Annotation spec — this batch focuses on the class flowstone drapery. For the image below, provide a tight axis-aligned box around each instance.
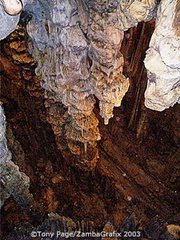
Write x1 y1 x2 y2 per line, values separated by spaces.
144 0 180 111
0 0 160 164
23 0 157 162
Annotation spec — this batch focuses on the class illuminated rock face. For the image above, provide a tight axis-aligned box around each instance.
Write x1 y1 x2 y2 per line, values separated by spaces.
0 0 158 163
25 0 156 152
26 0 101 161
144 0 180 111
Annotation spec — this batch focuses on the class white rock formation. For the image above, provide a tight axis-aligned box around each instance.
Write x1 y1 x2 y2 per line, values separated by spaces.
144 0 180 111
1 0 23 15
0 0 29 40
118 0 157 30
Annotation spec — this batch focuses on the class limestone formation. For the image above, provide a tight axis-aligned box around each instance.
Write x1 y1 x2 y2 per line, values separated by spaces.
24 0 157 152
0 104 41 218
0 0 158 161
26 0 101 153
117 0 157 30
87 0 129 124
144 0 180 111
0 0 29 39
1 13 179 236
1 0 23 15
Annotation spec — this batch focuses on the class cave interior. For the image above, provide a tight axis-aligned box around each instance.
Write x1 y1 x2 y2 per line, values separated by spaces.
0 0 180 239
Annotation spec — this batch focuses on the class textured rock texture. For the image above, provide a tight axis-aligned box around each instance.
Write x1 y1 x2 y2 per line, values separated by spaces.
1 0 179 149
0 104 11 207
0 104 41 220
1 2 180 239
0 0 29 39
144 0 180 111
1 22 179 237
25 0 101 162
1 0 23 15
23 0 157 161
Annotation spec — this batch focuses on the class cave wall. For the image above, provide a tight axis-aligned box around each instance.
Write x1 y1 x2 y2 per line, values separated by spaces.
0 0 180 239
1 0 160 166
0 18 179 239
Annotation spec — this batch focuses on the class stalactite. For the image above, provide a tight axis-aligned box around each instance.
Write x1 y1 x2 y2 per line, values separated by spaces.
25 0 101 164
20 0 157 165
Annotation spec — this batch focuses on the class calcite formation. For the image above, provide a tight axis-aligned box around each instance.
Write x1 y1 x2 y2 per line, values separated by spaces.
0 0 158 162
0 103 11 207
87 0 128 125
24 0 157 154
1 0 23 15
0 0 29 39
26 0 101 155
0 104 40 217
144 0 180 111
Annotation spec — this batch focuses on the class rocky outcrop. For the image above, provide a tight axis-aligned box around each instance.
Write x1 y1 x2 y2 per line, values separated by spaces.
144 0 180 111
